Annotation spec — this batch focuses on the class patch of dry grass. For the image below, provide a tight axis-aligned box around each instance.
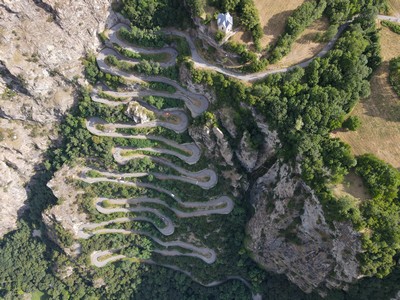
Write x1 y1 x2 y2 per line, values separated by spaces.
332 171 371 202
388 0 400 17
257 0 307 47
333 26 400 169
271 17 329 68
231 0 307 47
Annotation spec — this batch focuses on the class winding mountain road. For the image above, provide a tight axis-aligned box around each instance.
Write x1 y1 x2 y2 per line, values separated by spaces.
90 229 217 267
107 23 179 68
81 13 400 295
79 174 233 212
112 151 217 188
96 48 209 117
92 87 206 118
79 215 174 237
90 90 189 133
87 228 216 264
86 117 201 164
94 196 233 218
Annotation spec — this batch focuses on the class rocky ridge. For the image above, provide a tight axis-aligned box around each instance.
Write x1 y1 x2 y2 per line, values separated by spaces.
0 0 115 237
246 161 362 294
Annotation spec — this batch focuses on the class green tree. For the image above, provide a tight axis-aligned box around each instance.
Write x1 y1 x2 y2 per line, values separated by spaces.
342 115 361 131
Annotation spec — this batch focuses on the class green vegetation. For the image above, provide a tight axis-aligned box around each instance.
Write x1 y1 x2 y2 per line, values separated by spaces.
83 53 126 88
209 0 263 49
97 90 127 101
389 56 400 96
1 87 17 100
269 0 327 63
119 26 166 48
189 8 400 279
381 20 400 34
105 54 179 80
325 0 387 24
355 154 400 277
224 41 268 72
185 0 206 17
342 116 361 131
113 43 171 62
4 1 400 300
118 0 191 29
143 95 185 109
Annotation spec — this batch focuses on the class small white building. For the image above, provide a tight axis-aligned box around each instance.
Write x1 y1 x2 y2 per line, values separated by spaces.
217 12 233 33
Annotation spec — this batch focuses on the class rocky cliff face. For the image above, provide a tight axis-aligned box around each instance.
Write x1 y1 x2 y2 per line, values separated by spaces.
0 0 115 237
246 161 362 294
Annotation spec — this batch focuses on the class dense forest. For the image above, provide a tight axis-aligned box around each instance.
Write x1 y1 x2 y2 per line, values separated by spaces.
1 0 400 299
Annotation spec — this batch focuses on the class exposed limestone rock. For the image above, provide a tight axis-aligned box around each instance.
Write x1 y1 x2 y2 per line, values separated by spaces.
246 161 362 293
189 125 216 155
0 0 115 237
235 130 258 172
250 107 280 170
189 124 246 194
189 124 234 166
218 107 237 138
0 118 50 238
43 165 88 244
212 127 233 166
125 101 155 123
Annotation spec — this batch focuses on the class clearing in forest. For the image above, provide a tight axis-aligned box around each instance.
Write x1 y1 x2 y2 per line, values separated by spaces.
269 17 329 68
333 25 400 169
231 0 307 47
332 171 371 202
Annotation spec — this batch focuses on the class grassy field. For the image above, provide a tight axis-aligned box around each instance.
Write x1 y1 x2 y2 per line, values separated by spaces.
271 17 329 68
388 0 400 17
231 0 307 47
334 25 400 169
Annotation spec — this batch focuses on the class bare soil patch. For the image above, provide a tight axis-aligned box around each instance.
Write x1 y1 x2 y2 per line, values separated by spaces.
332 171 371 202
333 26 400 169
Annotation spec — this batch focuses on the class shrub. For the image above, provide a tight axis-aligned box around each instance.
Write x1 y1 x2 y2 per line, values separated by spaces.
342 116 361 131
381 20 400 35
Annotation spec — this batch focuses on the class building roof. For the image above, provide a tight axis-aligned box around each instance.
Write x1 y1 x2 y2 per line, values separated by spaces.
217 12 233 29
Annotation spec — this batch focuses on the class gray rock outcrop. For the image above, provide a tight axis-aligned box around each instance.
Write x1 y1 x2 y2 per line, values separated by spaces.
125 101 155 123
246 161 362 293
235 130 258 172
0 0 115 237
